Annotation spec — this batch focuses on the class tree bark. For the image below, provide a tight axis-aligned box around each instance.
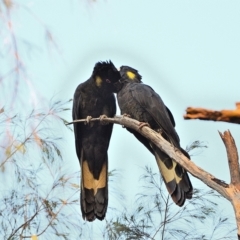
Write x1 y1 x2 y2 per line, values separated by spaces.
68 115 240 237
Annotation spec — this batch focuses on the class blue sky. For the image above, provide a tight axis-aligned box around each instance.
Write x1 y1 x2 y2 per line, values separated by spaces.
1 0 240 238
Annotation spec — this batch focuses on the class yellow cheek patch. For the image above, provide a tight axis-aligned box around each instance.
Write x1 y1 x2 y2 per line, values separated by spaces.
95 76 102 87
82 160 107 195
126 71 136 80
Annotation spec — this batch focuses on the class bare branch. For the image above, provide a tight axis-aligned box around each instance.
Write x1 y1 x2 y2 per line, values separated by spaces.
184 102 240 124
68 115 231 199
219 130 240 187
67 117 101 125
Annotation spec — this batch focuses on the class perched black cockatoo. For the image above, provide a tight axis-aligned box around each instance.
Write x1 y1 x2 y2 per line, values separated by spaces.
72 61 121 221
112 65 193 206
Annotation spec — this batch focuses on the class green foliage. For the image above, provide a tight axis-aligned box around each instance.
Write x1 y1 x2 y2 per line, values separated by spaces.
0 100 82 239
104 166 236 240
1 102 235 239
186 140 208 156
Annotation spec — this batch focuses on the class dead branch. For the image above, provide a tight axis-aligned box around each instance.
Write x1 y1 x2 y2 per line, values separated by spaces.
184 102 240 124
218 130 240 238
219 130 240 187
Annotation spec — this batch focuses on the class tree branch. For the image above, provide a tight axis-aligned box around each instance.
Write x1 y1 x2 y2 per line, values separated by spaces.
219 130 240 187
184 102 240 124
7 210 39 240
68 115 230 198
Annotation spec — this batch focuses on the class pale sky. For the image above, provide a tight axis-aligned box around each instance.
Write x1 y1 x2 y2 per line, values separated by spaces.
1 0 240 238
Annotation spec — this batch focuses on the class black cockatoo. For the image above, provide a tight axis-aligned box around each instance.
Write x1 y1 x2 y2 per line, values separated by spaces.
112 65 193 206
72 61 121 221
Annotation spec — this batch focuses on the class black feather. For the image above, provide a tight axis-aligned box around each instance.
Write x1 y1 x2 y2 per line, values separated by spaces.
72 60 121 221
113 65 193 206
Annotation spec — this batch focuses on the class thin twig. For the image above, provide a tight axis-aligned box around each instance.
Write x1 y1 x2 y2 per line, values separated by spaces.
7 211 39 240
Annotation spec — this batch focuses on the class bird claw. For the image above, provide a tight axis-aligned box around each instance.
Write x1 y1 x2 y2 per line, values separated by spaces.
122 113 131 118
138 122 150 130
121 114 130 128
84 116 92 125
156 128 163 135
100 115 108 125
